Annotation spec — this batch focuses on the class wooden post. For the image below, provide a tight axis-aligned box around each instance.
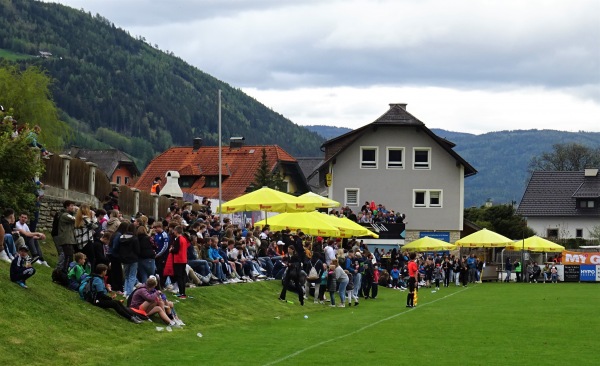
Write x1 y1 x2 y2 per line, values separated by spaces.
59 154 73 191
132 188 140 215
152 194 159 220
86 162 98 197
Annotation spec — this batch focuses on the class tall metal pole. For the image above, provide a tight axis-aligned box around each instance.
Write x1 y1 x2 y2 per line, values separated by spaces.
218 89 222 225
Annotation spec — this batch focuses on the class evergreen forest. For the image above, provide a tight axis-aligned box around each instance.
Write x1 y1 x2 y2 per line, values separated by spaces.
0 0 324 168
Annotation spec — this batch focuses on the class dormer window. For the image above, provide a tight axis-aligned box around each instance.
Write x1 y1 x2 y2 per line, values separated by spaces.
204 176 222 188
179 176 197 188
579 200 595 208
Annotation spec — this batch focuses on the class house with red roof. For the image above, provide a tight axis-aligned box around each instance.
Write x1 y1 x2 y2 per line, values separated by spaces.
135 138 310 201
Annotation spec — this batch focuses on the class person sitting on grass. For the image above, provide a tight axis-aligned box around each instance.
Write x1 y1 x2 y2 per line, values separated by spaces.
79 264 143 324
129 277 180 326
67 252 91 291
10 246 36 289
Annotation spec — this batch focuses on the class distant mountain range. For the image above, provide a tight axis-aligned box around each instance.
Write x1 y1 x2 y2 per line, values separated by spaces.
306 125 600 207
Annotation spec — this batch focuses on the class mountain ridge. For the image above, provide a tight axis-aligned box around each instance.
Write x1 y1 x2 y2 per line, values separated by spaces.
306 125 600 207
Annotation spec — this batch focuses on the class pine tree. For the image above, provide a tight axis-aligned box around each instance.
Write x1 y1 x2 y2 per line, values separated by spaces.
252 147 285 191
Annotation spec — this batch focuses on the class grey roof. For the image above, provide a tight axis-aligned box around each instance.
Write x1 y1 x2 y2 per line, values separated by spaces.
572 179 600 198
296 157 323 190
68 148 140 178
318 103 477 177
517 171 600 217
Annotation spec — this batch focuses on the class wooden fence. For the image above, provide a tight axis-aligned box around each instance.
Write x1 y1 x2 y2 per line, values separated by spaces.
40 154 181 219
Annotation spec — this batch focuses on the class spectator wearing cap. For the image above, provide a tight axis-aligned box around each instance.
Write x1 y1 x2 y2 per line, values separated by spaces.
10 246 36 288
151 177 162 195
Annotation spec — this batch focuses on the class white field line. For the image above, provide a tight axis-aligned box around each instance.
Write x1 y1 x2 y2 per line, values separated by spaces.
262 286 472 366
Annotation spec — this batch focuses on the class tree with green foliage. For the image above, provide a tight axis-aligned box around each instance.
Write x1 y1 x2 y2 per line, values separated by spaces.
529 142 600 172
589 225 600 245
0 63 69 150
0 115 45 212
252 148 285 191
464 204 535 240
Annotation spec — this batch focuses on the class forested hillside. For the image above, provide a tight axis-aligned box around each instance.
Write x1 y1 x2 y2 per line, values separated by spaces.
431 129 600 207
0 0 324 168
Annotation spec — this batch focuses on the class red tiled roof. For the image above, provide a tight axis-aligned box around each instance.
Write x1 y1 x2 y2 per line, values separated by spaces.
135 145 297 201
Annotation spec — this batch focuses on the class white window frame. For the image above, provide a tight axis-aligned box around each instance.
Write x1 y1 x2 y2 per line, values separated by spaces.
345 188 359 207
360 146 378 169
413 147 431 170
386 147 405 169
413 189 443 208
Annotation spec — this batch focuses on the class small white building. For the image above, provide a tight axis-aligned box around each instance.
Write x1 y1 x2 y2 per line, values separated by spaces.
517 168 600 241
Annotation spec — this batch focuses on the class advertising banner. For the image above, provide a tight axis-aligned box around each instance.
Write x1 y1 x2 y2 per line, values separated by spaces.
563 265 580 282
579 265 597 282
562 251 600 265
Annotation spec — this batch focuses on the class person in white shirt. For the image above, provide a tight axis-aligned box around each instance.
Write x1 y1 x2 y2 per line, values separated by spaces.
15 212 49 267
324 241 336 265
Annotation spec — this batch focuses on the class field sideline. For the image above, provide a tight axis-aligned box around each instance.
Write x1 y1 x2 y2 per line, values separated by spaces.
0 242 597 365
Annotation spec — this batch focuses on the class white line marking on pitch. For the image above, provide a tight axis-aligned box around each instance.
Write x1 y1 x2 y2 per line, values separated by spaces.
262 286 472 366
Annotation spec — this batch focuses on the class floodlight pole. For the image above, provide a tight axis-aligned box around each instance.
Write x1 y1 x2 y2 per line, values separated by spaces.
218 89 222 226
521 228 525 283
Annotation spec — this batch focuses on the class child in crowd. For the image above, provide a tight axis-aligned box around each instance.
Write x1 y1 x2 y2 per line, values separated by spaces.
370 264 379 299
10 246 36 288
327 264 337 307
79 264 143 324
67 252 91 291
433 264 443 290
344 270 358 306
129 277 182 326
551 266 558 283
391 265 400 289
317 263 328 304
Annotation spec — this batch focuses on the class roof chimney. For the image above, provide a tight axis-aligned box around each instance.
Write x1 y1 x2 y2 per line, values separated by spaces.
230 136 245 149
160 171 183 198
389 103 407 110
584 168 598 177
193 138 202 151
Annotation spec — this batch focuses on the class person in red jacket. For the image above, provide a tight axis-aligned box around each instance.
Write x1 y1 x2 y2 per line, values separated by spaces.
170 226 190 299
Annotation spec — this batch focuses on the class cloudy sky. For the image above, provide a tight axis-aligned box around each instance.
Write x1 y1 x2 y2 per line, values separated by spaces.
48 0 600 134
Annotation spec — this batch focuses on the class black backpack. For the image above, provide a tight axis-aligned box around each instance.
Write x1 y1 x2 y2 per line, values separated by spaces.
51 210 62 237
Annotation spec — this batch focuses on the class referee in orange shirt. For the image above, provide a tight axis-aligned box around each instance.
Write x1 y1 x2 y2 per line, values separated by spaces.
407 252 418 308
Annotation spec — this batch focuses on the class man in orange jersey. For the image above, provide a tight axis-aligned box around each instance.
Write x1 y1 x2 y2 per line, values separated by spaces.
406 252 418 308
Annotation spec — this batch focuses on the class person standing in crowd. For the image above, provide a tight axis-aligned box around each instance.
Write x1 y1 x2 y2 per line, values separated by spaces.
504 256 512 282
278 246 305 306
55 200 77 272
467 253 477 283
151 177 162 195
514 259 522 283
442 256 451 288
171 226 190 299
119 223 140 297
406 252 418 308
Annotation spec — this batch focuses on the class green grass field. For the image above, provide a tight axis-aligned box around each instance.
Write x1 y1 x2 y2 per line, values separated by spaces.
1 242 598 365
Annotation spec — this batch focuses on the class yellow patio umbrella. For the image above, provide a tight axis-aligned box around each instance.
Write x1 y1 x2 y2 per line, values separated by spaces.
505 235 565 252
308 212 368 238
297 192 340 209
455 228 513 248
216 187 310 214
254 212 341 237
402 236 456 251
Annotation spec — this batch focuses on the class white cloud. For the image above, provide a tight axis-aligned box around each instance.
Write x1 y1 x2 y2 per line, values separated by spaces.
242 85 600 134
45 0 600 132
